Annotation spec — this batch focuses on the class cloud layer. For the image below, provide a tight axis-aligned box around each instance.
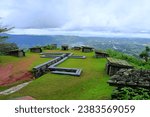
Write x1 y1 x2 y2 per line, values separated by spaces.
1 0 150 32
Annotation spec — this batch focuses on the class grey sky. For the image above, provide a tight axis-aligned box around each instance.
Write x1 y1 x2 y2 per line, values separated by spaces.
0 0 150 33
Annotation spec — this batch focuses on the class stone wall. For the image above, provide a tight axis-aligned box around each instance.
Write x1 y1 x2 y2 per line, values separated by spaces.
32 52 84 78
108 69 150 88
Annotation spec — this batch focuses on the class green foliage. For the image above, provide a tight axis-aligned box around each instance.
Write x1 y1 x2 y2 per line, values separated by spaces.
0 55 20 64
139 46 150 62
0 25 18 55
112 87 150 100
139 51 149 62
43 44 57 50
0 26 13 42
145 46 150 52
0 27 12 33
106 49 150 100
106 49 150 69
43 45 52 50
0 36 8 42
0 43 18 55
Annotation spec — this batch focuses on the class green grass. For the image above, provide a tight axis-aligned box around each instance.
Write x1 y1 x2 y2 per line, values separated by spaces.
0 52 51 91
29 58 51 70
0 56 20 65
0 50 113 100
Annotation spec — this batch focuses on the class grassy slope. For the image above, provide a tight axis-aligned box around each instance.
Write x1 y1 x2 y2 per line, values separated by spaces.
0 50 113 100
0 56 20 65
0 53 50 68
0 52 51 91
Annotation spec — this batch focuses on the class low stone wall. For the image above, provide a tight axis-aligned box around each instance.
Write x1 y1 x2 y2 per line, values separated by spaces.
49 67 82 76
33 53 70 78
48 53 82 76
32 52 83 78
108 69 150 88
69 56 86 59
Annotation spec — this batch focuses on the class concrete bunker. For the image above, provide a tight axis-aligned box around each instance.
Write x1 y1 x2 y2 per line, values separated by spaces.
82 46 94 52
106 57 134 76
8 49 25 57
61 44 69 50
73 46 81 50
30 47 42 53
95 50 109 58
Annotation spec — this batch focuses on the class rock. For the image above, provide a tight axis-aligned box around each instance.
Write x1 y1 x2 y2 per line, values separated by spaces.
123 72 129 76
111 75 120 80
117 81 125 85
109 69 150 88
127 81 137 86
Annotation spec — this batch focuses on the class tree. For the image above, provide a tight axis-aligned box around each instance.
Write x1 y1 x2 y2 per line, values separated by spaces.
0 23 18 55
146 46 150 52
139 46 150 62
0 26 13 42
0 43 18 55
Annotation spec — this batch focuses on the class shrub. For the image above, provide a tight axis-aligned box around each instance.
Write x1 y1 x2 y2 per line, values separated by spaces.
0 43 18 55
43 45 52 50
112 87 150 100
106 49 149 69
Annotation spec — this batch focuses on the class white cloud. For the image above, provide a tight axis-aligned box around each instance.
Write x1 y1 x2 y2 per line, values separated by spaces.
1 0 150 33
8 28 150 39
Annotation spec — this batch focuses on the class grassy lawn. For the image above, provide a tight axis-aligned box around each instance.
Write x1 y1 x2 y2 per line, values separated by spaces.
0 52 51 91
0 50 113 100
0 56 20 65
0 52 50 68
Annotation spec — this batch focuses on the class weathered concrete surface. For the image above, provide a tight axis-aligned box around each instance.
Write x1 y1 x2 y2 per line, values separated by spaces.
33 52 84 77
108 69 150 88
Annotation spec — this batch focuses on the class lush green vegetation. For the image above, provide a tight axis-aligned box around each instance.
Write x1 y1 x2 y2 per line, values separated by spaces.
0 55 20 64
112 87 150 100
106 49 150 69
139 46 150 62
106 48 150 100
0 26 11 42
0 50 113 100
0 25 18 55
0 43 18 55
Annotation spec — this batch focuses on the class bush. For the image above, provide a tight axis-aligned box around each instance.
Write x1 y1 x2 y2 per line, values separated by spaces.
43 44 57 50
43 45 52 50
0 43 18 55
106 49 149 69
112 87 150 100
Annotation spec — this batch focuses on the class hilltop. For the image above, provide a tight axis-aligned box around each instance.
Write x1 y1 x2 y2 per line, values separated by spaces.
0 50 113 100
0 46 149 100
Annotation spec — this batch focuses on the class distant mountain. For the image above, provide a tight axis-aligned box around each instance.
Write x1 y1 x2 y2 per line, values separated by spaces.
1 33 150 56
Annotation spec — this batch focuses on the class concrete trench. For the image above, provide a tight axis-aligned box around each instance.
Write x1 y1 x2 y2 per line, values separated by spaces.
33 53 85 78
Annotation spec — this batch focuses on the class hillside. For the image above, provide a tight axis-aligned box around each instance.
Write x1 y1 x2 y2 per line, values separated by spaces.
0 50 113 100
4 34 150 56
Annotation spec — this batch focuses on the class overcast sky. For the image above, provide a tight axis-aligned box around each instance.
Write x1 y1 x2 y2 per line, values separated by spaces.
0 0 150 34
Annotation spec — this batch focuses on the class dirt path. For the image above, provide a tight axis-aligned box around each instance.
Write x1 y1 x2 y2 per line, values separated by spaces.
0 55 38 86
0 81 32 95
